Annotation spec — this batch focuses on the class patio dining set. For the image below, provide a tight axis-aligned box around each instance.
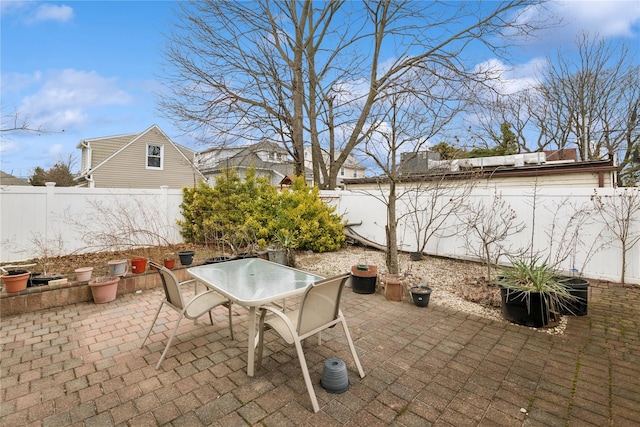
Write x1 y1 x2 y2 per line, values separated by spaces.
140 258 366 413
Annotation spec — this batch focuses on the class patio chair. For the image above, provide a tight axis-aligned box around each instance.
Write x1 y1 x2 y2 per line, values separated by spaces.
256 273 365 412
141 261 234 369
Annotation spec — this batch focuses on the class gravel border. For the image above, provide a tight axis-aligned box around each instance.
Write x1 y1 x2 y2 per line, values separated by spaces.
295 246 567 335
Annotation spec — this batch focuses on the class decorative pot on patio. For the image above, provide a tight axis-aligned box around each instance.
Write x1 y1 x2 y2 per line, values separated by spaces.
108 259 128 276
350 264 377 294
381 274 404 301
131 257 147 274
2 270 30 293
500 286 550 328
163 253 175 269
89 276 120 303
178 250 194 266
560 277 589 316
30 273 64 287
410 285 432 307
75 267 93 282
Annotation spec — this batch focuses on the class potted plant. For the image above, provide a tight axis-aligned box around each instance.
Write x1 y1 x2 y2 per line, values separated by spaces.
108 259 128 276
89 275 120 303
497 256 575 328
163 253 176 269
380 273 404 301
350 264 377 294
2 268 31 293
75 267 94 282
267 230 297 267
409 284 432 307
178 250 195 266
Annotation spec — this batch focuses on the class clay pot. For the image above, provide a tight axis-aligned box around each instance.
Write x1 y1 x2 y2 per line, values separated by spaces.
75 267 93 282
131 257 147 274
381 274 404 301
89 277 120 303
2 271 30 293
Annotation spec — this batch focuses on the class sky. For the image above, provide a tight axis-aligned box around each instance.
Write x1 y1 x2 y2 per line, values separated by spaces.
1 0 639 179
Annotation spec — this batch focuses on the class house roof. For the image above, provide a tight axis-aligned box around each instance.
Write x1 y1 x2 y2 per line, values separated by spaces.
0 171 30 186
342 159 617 185
76 124 203 181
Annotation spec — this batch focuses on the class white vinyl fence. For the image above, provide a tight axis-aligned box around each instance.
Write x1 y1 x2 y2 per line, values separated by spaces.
1 184 184 264
322 186 640 285
1 184 638 284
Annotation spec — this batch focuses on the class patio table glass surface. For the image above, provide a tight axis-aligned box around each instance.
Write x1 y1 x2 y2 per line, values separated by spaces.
187 258 324 376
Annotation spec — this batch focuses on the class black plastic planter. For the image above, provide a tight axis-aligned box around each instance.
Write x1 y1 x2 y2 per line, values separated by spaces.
204 256 231 264
410 286 432 307
350 265 377 294
178 251 195 266
500 286 550 328
560 277 589 316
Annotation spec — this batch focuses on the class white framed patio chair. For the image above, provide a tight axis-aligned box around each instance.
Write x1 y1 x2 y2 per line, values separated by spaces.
256 273 365 412
141 261 234 369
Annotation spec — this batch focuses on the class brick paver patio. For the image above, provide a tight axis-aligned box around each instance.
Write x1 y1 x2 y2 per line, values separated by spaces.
1 280 638 426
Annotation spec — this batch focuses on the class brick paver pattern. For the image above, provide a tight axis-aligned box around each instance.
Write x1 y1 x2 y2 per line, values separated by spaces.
1 280 639 426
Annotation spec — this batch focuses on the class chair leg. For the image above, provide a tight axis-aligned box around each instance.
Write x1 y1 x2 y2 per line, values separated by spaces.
294 338 320 412
141 301 165 348
156 312 186 370
340 315 365 378
227 302 234 340
256 309 267 368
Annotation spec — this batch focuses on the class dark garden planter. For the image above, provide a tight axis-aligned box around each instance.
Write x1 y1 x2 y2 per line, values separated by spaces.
267 249 288 265
560 277 589 316
350 265 377 294
500 286 550 328
410 286 432 307
205 256 231 264
410 252 423 261
178 251 195 266
29 273 64 287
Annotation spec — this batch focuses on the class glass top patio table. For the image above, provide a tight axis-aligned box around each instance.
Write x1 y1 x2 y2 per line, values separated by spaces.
187 258 325 377
187 258 324 306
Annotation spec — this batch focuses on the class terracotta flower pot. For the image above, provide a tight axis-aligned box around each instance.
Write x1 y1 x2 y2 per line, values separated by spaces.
163 258 175 269
131 257 147 274
75 267 93 282
89 277 120 303
350 265 377 294
381 274 404 301
2 271 30 293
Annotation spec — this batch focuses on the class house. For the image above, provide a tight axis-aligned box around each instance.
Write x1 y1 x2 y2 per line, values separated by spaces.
343 151 618 190
74 124 205 189
195 140 313 186
303 146 367 185
0 171 30 186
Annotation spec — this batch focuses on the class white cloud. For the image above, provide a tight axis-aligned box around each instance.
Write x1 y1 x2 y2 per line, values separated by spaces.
31 4 74 23
17 69 134 131
474 57 545 95
516 1 640 50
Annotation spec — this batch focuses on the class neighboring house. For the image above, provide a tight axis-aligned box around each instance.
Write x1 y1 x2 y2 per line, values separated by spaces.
75 124 205 189
0 171 30 186
343 151 618 190
303 146 367 185
195 140 313 186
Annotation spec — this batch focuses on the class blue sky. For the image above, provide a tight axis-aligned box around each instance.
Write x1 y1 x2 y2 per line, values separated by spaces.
1 1 639 179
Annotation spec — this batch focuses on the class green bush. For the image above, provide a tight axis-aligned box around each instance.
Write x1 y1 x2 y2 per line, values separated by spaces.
178 170 344 253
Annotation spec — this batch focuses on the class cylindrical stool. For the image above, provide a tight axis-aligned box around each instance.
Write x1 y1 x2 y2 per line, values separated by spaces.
320 358 349 393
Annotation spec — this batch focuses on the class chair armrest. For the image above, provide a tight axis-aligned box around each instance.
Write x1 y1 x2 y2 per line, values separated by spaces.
178 279 197 287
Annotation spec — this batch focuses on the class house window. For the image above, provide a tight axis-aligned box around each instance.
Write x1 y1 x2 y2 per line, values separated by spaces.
147 144 163 169
341 168 345 176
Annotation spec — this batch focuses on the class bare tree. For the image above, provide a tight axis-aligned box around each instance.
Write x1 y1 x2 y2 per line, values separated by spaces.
591 188 640 284
459 191 525 281
537 33 639 173
159 1 551 189
400 174 476 256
